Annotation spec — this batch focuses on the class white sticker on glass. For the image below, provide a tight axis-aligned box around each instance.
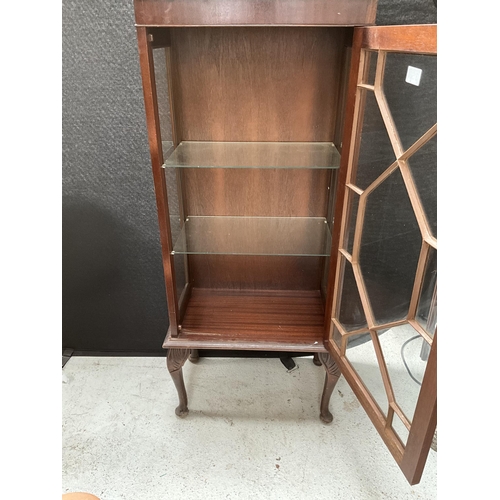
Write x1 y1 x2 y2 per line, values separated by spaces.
406 66 422 86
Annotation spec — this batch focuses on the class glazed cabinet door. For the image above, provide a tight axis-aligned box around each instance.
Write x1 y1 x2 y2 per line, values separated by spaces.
325 25 437 485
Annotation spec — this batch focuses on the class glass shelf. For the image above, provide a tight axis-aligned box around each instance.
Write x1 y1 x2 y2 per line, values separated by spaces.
172 216 332 256
163 141 340 169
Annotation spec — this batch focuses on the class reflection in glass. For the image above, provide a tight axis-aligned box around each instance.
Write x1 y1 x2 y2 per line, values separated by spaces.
416 247 437 337
345 189 360 255
360 168 421 324
174 252 187 304
332 323 343 350
383 53 437 152
407 134 437 237
363 50 378 86
338 256 368 332
345 334 388 416
163 164 187 305
392 412 410 446
152 46 184 306
172 216 332 256
152 48 172 145
354 90 395 190
164 141 340 169
378 324 428 423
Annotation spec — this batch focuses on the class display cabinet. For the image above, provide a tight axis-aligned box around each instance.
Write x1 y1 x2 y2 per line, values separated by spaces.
135 0 436 485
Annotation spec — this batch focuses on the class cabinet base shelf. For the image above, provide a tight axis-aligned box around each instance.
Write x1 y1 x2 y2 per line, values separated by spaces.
163 288 327 352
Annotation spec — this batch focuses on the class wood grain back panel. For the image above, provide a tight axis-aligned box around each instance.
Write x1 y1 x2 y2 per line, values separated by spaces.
167 27 346 291
172 27 343 142
189 255 324 290
183 168 331 217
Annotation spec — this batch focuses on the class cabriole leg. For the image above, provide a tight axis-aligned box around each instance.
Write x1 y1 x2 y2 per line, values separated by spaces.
318 352 342 424
166 348 190 418
189 349 200 363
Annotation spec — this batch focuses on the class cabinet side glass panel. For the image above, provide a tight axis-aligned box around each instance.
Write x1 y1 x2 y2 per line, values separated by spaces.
153 47 188 305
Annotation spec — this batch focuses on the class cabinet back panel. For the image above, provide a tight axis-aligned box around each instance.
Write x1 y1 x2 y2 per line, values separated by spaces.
183 168 331 217
189 255 324 291
171 27 344 142
170 27 345 290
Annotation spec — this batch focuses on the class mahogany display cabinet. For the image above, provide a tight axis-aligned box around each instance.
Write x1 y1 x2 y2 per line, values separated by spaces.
135 0 437 485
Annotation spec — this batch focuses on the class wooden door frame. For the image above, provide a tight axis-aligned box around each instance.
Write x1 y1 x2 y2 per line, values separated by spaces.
324 24 437 485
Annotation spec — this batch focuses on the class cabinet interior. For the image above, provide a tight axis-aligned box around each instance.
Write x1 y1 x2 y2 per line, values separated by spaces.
154 27 352 344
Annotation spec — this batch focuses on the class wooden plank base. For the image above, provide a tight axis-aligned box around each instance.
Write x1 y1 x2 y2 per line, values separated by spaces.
163 288 327 351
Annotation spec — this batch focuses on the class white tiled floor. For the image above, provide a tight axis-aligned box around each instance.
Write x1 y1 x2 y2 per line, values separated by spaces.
62 354 437 499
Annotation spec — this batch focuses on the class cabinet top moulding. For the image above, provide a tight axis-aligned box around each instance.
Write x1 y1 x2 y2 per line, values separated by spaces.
134 0 378 27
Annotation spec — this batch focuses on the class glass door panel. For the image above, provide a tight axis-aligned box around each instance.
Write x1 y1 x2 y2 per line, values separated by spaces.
326 25 437 486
